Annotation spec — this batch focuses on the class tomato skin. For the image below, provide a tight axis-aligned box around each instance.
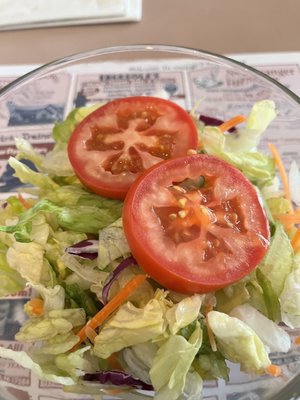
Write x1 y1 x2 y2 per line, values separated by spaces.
67 96 198 199
123 154 270 294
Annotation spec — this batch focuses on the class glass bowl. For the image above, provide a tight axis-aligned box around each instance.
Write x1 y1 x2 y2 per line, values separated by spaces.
0 44 299 400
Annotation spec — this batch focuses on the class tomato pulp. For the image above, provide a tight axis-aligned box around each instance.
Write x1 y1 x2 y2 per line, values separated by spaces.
123 154 270 294
68 96 198 199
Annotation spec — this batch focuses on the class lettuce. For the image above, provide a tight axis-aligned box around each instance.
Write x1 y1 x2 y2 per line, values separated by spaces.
0 347 75 385
31 284 65 312
225 100 277 152
15 308 86 342
6 241 53 286
93 292 169 358
207 311 270 374
8 157 58 191
52 105 100 144
230 304 291 353
166 294 203 335
259 223 294 296
98 218 130 270
199 127 275 186
149 323 202 400
0 243 25 296
0 198 122 240
280 260 300 328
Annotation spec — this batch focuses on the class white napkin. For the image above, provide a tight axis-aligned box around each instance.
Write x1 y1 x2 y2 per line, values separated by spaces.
0 0 142 29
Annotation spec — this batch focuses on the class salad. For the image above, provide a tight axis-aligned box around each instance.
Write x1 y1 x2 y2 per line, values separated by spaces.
0 95 299 400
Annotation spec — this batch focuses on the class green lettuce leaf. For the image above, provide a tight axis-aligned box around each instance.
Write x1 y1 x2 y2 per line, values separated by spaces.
98 218 130 270
149 322 202 400
0 243 25 296
230 304 290 353
8 157 58 191
0 347 75 385
6 241 53 286
37 332 80 355
31 284 65 312
280 260 300 328
52 105 100 144
207 310 270 374
15 308 86 342
199 127 275 186
0 198 122 240
225 100 277 152
166 294 203 335
55 346 95 380
258 223 294 296
93 292 169 359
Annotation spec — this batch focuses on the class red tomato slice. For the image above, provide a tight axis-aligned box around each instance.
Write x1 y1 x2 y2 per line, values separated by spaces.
67 96 198 199
123 154 270 294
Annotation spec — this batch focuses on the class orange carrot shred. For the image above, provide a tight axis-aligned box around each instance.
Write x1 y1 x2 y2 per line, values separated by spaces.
75 274 147 346
266 364 282 377
294 336 300 345
218 115 247 133
107 352 124 371
18 194 32 209
291 229 300 254
268 143 292 208
25 298 44 316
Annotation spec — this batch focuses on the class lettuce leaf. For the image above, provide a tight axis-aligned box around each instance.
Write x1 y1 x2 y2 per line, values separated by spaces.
6 241 53 286
199 127 274 186
93 292 169 358
98 218 130 270
0 198 122 240
149 322 202 400
166 294 203 335
0 243 25 296
230 304 291 353
258 223 294 296
280 260 300 328
0 347 75 385
207 310 270 374
225 100 277 152
15 308 86 342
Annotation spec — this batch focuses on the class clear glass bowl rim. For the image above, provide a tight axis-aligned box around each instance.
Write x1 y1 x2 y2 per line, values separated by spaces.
0 44 299 106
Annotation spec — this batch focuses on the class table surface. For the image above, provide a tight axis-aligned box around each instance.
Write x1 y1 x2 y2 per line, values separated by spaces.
0 0 299 65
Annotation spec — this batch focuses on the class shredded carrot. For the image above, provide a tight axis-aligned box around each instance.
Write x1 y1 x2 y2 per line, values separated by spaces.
85 326 97 344
25 298 44 316
266 364 282 377
268 143 292 209
291 229 300 254
18 194 32 209
75 274 147 346
294 336 300 345
107 352 124 371
218 115 247 133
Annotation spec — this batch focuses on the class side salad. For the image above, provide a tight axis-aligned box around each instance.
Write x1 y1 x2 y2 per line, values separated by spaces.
0 95 299 400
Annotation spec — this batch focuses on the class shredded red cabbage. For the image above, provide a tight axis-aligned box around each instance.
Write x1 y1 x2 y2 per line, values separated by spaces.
102 256 137 304
199 114 236 133
65 239 98 260
83 370 153 391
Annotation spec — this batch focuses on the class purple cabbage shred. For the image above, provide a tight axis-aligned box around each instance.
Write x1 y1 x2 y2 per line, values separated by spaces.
102 256 137 304
65 239 99 260
83 370 153 391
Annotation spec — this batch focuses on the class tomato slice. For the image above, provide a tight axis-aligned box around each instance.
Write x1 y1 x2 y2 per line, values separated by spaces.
123 154 270 294
67 96 198 199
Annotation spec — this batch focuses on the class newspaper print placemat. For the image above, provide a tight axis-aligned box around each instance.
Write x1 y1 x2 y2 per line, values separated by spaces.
0 52 300 400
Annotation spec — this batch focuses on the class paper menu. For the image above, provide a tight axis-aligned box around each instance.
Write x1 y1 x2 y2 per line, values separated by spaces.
0 0 142 30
